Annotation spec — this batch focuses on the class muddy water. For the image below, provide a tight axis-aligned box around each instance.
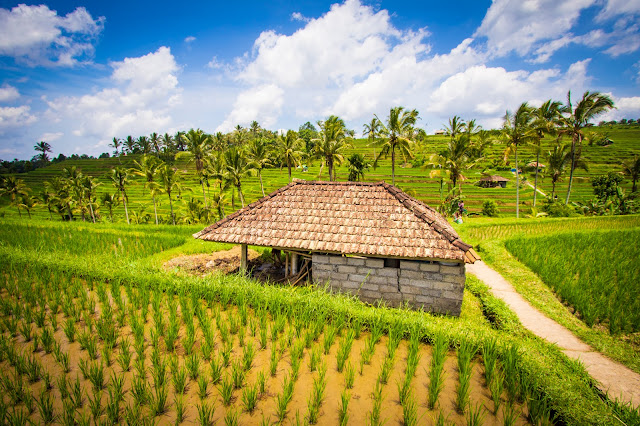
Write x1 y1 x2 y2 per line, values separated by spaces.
0 284 529 425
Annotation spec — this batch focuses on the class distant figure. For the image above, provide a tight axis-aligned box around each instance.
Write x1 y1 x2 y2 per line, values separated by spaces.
458 201 465 215
453 211 463 224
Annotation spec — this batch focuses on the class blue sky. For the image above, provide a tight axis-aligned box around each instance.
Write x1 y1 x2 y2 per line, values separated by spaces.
1 0 639 160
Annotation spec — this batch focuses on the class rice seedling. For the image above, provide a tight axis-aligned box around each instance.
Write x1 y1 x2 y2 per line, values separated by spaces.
456 340 476 414
242 341 255 371
307 368 327 424
105 390 121 423
402 390 419 426
57 349 71 373
186 352 201 380
344 362 355 389
130 374 148 405
197 374 209 399
42 368 52 390
102 341 113 367
117 337 132 372
502 402 522 426
336 329 355 372
88 361 105 391
224 408 239 426
40 326 54 353
490 369 505 414
87 388 103 421
37 389 55 424
123 401 142 425
238 325 246 347
428 332 447 409
57 374 70 400
31 333 40 353
197 401 215 426
23 388 35 414
309 345 321 372
482 338 498 387
242 382 259 413
270 343 279 376
503 345 520 403
183 325 195 355
25 354 42 382
70 374 84 408
257 370 267 395
232 358 246 389
339 389 350 426
7 407 29 426
61 399 76 426
222 339 233 367
175 394 185 424
259 323 268 349
49 311 58 331
378 354 394 385
368 382 384 426
466 402 486 426
210 355 223 385
19 320 32 342
220 374 235 406
5 316 18 337
152 354 168 388
387 320 404 360
527 393 555 425
149 382 169 416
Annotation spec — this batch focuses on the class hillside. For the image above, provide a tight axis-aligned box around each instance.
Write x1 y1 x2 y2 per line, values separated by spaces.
1 126 638 222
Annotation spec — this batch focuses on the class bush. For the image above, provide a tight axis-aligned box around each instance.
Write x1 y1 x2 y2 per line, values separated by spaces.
542 199 580 217
482 200 499 217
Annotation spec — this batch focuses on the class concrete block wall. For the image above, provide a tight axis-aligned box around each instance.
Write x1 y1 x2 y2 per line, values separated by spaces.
312 253 465 316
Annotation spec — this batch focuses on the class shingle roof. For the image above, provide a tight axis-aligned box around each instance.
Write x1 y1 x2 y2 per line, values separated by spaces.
193 180 477 263
478 175 510 182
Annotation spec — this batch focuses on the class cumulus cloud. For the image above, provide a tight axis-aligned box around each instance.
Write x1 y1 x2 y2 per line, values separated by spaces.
45 46 181 143
0 4 104 66
291 12 309 22
39 132 63 142
0 106 37 134
597 0 640 21
184 36 196 43
217 84 284 132
0 85 20 102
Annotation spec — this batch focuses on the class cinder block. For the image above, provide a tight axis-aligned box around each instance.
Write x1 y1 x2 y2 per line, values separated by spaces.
419 288 443 298
360 289 381 299
312 254 330 263
377 268 399 278
337 265 358 274
332 272 349 281
419 262 440 272
398 284 420 295
329 256 347 265
341 280 361 289
368 275 392 285
399 270 423 279
348 274 370 283
399 260 419 271
421 273 444 282
379 284 399 293
365 258 384 268
443 274 465 285
355 266 374 275
313 263 334 271
440 265 463 275
380 292 402 301
415 295 434 304
346 257 366 266
443 290 463 300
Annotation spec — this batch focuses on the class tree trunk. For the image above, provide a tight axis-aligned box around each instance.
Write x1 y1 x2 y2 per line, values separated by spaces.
515 144 519 219
533 149 540 207
122 191 130 225
565 132 578 205
89 202 96 223
391 147 396 185
288 160 292 183
552 181 556 200
201 180 207 209
47 207 52 220
168 193 175 225
27 209 31 219
153 195 158 225
633 178 637 193
259 170 265 197
16 206 21 218
238 184 245 208
328 157 333 182
67 203 73 220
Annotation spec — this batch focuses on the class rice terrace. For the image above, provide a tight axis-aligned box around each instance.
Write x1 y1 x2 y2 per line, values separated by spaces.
1 1 640 425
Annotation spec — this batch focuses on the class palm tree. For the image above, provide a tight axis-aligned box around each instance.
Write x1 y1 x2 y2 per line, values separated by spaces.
111 167 130 224
224 146 255 208
276 130 304 183
502 102 536 218
123 136 136 154
314 115 352 181
34 141 52 163
363 117 382 145
247 138 272 196
562 91 614 204
347 153 371 181
161 133 174 154
0 176 29 217
427 134 476 190
444 116 465 142
158 164 181 225
621 155 640 192
547 143 571 200
463 119 481 136
131 155 162 224
174 131 186 151
532 100 564 206
100 192 120 222
109 138 122 156
373 107 418 185
137 136 151 155
45 177 73 220
81 175 101 223
62 166 86 221
181 129 211 208
18 194 38 219
150 132 161 157
39 188 55 220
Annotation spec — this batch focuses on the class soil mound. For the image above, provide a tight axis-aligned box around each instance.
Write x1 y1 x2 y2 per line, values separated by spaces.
164 246 261 275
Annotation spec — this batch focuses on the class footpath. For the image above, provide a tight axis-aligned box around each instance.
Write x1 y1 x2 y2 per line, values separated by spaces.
467 261 640 408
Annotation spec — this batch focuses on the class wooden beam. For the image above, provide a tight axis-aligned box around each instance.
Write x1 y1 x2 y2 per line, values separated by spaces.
240 244 248 272
291 252 299 275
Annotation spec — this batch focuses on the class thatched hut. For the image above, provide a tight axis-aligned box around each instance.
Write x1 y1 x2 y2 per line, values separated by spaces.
194 181 478 316
478 175 509 188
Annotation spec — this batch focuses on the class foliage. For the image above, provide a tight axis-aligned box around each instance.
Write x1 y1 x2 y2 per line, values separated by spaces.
482 200 499 217
592 172 624 202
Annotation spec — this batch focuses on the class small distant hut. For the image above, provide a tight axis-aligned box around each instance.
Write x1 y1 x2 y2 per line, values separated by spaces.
434 129 446 135
478 175 509 188
194 181 479 316
527 162 545 172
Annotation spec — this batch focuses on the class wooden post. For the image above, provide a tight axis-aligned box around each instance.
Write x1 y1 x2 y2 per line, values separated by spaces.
291 252 299 275
284 252 289 277
240 244 248 272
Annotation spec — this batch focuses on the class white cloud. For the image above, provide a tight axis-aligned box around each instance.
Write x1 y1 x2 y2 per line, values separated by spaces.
0 105 37 133
39 132 63 142
184 36 196 43
0 4 104 66
475 0 595 60
0 85 20 102
291 12 309 22
217 84 284 132
597 0 640 21
45 47 181 142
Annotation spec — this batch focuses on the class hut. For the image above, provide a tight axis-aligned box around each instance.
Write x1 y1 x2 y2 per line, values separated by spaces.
478 175 509 188
527 162 546 172
194 181 479 316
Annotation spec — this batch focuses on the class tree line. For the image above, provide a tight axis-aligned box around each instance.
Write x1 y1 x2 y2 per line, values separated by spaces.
1 91 639 223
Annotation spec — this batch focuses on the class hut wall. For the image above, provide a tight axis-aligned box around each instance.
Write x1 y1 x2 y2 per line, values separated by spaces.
312 253 465 316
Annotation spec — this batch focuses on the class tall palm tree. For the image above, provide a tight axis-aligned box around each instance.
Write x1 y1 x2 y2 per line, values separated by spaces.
276 130 304 183
18 194 38 219
46 177 73 220
137 136 151 155
62 166 86 221
621 155 640 192
363 117 382 145
39 188 54 220
247 138 272 196
463 119 481 136
346 153 371 182
34 141 52 163
224 146 255 208
174 131 186 151
131 155 162 224
150 132 161 157
81 175 101 223
0 176 29 217
427 134 475 191
111 167 130 224
161 133 174 154
181 129 211 208
123 136 136 154
532 100 564 206
444 116 465 142
314 115 352 181
562 91 614 204
100 192 120 222
373 107 418 185
502 102 536 218
109 138 122 157
158 164 181 225
547 143 571 200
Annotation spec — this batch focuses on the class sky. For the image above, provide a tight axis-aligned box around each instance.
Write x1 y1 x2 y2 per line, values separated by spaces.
0 0 639 160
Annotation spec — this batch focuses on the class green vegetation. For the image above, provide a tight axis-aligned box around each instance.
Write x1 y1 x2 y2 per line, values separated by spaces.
506 229 640 334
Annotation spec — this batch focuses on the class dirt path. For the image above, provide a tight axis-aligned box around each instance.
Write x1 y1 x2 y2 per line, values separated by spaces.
467 261 640 408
